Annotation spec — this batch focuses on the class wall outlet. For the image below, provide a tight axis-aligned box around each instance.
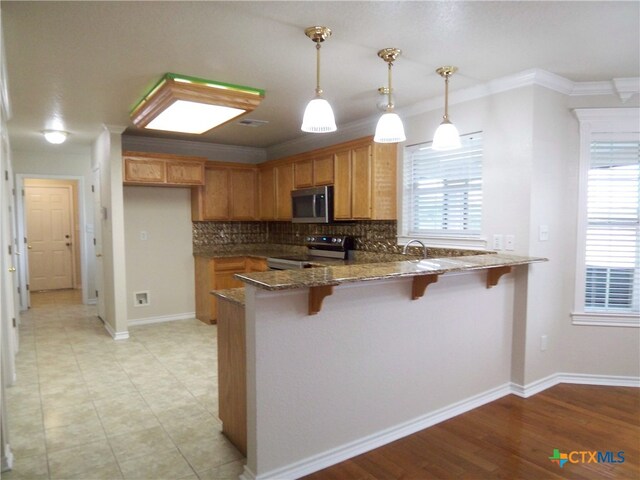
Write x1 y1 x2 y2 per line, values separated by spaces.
541 334 548 351
492 234 504 251
505 235 515 251
539 225 549 241
140 230 148 241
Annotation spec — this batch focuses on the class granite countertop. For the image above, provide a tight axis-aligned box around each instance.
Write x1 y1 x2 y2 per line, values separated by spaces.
211 288 245 306
235 253 547 291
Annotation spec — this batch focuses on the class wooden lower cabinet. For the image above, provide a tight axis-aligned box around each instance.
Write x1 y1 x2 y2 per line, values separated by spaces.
194 256 267 324
217 297 247 455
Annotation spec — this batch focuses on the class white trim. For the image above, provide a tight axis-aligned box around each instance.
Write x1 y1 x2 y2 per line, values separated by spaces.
102 318 129 340
1 444 13 472
127 312 196 327
265 70 639 161
122 135 266 164
245 375 639 479
15 174 90 308
511 373 640 398
571 312 640 327
251 383 512 480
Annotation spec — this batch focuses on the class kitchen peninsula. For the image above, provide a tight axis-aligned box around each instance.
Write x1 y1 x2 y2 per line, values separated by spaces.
212 251 545 480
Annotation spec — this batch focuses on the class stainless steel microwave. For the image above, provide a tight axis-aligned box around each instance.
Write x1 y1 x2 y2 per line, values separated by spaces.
291 185 333 223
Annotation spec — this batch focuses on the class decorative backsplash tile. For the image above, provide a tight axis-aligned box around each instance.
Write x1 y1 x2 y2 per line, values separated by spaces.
193 220 487 257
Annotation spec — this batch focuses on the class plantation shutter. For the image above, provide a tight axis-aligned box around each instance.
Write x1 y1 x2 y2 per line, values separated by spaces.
405 133 482 237
584 139 640 312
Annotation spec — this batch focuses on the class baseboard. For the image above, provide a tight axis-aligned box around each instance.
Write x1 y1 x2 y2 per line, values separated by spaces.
102 319 129 340
127 312 196 327
249 375 639 479
1 443 14 472
511 373 640 398
253 383 512 480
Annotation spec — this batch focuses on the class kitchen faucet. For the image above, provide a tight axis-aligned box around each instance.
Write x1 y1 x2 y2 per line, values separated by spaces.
403 239 428 259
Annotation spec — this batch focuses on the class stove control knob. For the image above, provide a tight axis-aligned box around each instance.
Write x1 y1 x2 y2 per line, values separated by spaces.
309 237 315 242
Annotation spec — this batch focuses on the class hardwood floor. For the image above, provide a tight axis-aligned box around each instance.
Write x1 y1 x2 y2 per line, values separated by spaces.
303 384 639 479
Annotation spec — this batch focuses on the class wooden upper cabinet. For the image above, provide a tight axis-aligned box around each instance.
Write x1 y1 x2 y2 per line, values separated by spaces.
332 138 397 221
229 168 257 220
192 163 258 221
201 166 230 220
333 150 352 219
313 155 334 185
258 166 276 220
294 160 313 189
275 163 293 220
123 152 205 186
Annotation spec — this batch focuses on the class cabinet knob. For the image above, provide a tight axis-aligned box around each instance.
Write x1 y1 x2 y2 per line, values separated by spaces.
8 267 16 272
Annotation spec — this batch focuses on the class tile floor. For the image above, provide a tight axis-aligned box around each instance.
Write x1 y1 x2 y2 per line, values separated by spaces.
4 290 245 480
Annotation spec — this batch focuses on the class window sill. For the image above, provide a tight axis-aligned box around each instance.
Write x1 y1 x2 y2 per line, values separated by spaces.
571 311 640 327
398 235 488 250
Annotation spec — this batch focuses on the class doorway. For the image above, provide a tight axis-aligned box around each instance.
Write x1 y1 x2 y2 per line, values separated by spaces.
16 176 89 307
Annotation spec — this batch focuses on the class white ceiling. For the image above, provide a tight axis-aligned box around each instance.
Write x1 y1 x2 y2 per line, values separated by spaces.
2 1 639 154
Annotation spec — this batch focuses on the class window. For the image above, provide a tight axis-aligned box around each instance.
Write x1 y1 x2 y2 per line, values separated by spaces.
402 133 483 244
573 109 640 326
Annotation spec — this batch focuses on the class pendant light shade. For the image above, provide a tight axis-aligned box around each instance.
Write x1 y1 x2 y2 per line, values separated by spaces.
432 66 461 151
433 119 461 150
374 48 406 143
301 26 336 133
43 130 68 144
302 97 336 133
374 112 405 143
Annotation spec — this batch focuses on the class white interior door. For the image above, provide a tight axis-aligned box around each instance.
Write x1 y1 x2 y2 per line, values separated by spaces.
25 185 74 291
92 167 105 320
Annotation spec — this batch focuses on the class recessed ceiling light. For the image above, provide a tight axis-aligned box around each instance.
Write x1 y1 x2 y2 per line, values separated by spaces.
130 73 265 135
42 130 68 144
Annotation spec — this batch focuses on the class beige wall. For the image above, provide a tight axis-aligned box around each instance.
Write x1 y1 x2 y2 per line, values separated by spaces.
123 186 195 323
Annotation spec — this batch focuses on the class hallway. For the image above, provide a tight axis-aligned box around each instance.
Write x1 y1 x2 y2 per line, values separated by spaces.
4 290 244 480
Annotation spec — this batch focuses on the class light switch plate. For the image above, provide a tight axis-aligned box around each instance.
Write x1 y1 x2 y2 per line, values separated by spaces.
492 234 504 251
505 235 515 251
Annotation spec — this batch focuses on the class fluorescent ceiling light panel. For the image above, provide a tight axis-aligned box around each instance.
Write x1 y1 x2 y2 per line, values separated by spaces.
130 73 264 134
145 100 246 134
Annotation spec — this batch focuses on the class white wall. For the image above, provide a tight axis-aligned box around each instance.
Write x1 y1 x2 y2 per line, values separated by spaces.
12 149 96 302
123 186 195 323
245 272 517 478
92 127 128 337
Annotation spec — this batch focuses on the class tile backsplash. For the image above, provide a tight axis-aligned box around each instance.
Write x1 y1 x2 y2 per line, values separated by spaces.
193 220 399 252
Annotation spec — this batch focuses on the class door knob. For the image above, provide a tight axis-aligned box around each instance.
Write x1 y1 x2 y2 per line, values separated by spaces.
96 253 103 257
8 267 16 272
27 245 32 249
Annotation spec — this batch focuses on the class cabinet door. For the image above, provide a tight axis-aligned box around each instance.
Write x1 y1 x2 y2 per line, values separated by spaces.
203 167 230 220
294 160 313 188
351 145 373 219
246 257 267 272
230 169 257 220
333 150 352 219
275 163 293 220
313 155 334 185
124 157 166 184
166 160 204 185
215 271 245 290
258 166 276 220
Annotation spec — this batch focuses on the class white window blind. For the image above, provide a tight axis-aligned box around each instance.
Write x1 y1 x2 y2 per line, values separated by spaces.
404 133 482 237
584 140 639 313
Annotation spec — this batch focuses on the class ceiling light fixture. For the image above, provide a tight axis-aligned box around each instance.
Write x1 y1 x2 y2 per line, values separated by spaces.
432 66 461 151
130 73 264 134
301 26 336 133
42 130 68 144
374 48 406 144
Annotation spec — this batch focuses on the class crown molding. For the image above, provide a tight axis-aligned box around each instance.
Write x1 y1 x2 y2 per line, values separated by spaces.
122 134 266 164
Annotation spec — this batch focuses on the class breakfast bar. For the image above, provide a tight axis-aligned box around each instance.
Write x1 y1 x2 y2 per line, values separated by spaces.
213 252 545 480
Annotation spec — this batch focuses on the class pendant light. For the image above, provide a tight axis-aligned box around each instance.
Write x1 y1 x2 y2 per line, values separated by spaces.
301 26 336 133
432 66 461 151
374 48 406 144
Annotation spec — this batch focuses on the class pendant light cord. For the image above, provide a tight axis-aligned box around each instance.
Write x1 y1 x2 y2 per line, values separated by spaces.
315 43 322 96
443 74 450 121
387 61 394 110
